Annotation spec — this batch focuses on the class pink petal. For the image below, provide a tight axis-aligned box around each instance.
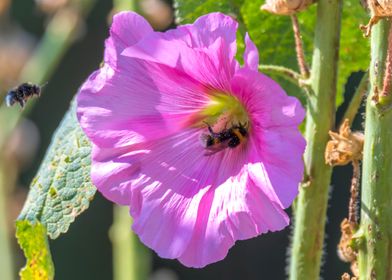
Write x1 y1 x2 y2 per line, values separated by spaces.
128 129 226 259
248 127 305 208
243 33 259 71
178 165 289 268
121 13 239 92
231 68 305 128
77 56 209 148
105 11 153 66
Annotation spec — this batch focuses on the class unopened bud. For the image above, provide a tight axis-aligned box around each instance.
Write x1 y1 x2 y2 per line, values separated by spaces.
261 0 314 15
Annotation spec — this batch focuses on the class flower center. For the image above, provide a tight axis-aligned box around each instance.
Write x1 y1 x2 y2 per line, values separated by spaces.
197 92 250 153
201 92 249 130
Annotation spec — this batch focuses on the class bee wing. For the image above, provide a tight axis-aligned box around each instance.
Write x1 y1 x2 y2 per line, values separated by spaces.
5 94 16 107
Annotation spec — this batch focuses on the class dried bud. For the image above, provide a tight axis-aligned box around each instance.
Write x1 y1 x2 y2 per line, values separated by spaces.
261 0 314 15
341 273 358 280
338 219 357 263
325 119 364 166
361 0 392 36
369 0 392 17
338 219 359 279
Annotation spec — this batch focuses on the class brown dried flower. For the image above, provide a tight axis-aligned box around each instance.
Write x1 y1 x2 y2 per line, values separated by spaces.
325 119 364 166
341 272 358 280
261 0 314 15
338 219 359 279
361 0 392 37
338 219 357 263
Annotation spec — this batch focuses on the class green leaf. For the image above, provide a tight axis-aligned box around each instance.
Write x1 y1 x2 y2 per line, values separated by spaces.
16 220 55 280
174 0 369 106
17 101 95 239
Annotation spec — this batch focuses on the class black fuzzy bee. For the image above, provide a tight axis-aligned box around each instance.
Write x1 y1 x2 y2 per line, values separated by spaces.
5 82 42 108
201 122 248 155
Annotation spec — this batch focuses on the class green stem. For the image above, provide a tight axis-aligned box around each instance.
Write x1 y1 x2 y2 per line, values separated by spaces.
342 71 369 126
258 65 302 87
109 206 151 280
289 0 342 279
0 160 14 280
358 19 392 280
109 2 151 280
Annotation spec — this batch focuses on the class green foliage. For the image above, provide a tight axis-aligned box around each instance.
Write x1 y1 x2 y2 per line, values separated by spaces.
174 0 243 25
339 1 369 104
174 0 369 106
15 221 55 280
17 102 95 239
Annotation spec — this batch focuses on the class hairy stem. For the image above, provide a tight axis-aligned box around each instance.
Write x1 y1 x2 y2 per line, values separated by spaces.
358 19 392 280
110 206 151 280
289 0 342 279
291 15 310 78
349 161 360 227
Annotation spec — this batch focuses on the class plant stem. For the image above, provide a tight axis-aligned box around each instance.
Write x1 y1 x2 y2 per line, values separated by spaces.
358 19 392 280
289 0 342 279
0 159 14 280
342 71 369 126
109 206 151 280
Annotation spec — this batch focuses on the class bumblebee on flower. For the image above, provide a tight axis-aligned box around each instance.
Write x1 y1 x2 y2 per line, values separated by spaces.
77 11 306 268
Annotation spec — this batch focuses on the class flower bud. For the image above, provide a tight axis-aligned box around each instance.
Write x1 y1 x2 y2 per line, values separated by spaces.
261 0 314 15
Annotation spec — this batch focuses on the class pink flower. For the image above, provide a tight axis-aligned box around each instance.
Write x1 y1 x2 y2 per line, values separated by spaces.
77 11 306 268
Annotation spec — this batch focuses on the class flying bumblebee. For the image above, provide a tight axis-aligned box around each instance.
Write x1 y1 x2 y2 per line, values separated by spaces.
201 122 248 155
5 82 42 108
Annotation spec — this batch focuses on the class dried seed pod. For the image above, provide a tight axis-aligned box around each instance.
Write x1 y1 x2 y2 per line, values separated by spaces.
338 219 357 263
369 0 392 17
361 0 392 36
261 0 314 15
325 119 364 166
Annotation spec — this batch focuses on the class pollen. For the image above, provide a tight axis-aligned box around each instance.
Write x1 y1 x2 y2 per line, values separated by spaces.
200 92 249 131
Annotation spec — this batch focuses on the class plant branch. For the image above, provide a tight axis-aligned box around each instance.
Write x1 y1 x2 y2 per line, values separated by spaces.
291 14 310 78
289 0 342 279
258 64 302 86
342 71 369 127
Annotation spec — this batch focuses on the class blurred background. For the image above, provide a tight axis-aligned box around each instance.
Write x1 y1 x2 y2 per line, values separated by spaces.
0 0 365 279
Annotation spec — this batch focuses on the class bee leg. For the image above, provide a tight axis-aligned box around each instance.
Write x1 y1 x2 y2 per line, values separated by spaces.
18 99 25 108
204 121 219 136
